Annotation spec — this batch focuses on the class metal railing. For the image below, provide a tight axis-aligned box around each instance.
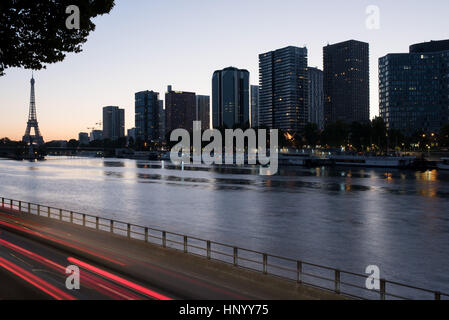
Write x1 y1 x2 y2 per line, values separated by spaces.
0 196 448 300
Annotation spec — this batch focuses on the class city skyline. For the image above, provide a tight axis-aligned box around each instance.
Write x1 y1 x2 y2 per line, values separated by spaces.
1 0 449 140
1 1 449 303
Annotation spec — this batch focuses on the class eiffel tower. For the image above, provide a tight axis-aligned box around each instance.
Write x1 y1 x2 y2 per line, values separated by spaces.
23 74 44 146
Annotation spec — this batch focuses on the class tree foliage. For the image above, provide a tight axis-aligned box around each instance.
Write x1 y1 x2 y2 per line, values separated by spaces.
0 0 115 75
321 121 349 147
440 124 449 148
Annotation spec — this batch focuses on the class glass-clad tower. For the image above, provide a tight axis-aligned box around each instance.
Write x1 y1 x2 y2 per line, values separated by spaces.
212 67 250 129
259 46 308 132
379 39 449 136
250 85 259 128
135 90 160 143
308 67 324 129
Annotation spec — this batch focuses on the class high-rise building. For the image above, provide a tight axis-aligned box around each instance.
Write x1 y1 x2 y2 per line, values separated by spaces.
135 91 160 143
259 46 308 132
127 128 136 141
323 40 370 125
102 106 125 141
90 130 103 142
165 86 196 133
379 40 449 136
308 67 324 129
196 95 210 130
212 67 250 129
158 100 166 141
78 132 90 146
250 85 259 128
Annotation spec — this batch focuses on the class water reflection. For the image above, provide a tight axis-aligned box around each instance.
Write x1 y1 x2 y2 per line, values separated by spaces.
103 161 125 168
104 171 124 179
0 157 449 293
415 170 438 182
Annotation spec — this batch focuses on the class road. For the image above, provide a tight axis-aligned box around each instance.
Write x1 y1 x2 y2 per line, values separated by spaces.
0 207 342 300
0 227 174 300
0 217 249 300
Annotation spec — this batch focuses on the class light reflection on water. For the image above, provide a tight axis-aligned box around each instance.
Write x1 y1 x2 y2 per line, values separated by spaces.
0 156 449 293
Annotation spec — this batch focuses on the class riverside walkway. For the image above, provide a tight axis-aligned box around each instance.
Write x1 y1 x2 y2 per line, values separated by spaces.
0 197 447 300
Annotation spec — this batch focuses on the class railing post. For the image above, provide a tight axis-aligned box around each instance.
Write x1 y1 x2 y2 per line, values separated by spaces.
144 227 148 242
110 220 114 233
19 201 21 213
335 270 341 294
47 206 50 218
380 279 386 300
10 199 12 209
207 241 211 260
28 203 31 214
297 261 303 284
263 254 268 274
82 214 86 226
127 224 131 238
70 211 73 223
233 247 238 266
435 291 441 300
162 231 166 248
184 236 188 253
37 205 40 216
96 217 99 230
1 198 4 207
59 209 63 220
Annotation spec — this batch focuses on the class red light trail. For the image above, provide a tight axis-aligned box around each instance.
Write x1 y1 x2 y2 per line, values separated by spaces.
0 255 77 300
68 257 173 300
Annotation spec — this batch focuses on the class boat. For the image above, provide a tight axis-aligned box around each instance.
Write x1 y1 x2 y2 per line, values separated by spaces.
328 155 416 168
437 158 449 170
77 151 103 158
160 151 171 161
279 153 317 166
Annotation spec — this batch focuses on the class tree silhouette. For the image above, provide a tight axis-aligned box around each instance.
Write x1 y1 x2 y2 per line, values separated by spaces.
303 123 320 147
0 0 115 76
440 124 449 148
321 121 348 148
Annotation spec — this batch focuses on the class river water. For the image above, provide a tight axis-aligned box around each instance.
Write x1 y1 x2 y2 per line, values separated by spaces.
0 156 448 296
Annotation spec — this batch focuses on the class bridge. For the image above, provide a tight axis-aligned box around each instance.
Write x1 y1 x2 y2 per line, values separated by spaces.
0 197 447 300
0 146 109 158
0 146 21 159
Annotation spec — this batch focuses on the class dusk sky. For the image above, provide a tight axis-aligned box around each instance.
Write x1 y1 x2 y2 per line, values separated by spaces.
1 0 448 141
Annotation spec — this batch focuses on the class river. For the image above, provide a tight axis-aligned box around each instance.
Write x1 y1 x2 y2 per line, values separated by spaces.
0 156 448 296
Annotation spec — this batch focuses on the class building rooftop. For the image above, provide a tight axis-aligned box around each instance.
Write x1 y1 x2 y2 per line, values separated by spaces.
410 39 449 53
